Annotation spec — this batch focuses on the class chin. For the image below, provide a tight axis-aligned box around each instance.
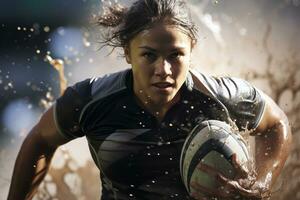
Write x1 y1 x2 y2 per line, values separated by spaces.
152 95 175 105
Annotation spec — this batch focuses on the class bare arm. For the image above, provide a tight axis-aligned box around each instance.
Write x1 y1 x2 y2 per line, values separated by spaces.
7 106 71 200
190 91 292 200
252 92 292 190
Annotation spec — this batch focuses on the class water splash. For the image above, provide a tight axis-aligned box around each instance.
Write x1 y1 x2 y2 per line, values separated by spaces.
45 55 67 95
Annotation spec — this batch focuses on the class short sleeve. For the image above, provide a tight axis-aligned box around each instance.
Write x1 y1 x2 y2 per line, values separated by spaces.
53 79 92 139
202 76 266 131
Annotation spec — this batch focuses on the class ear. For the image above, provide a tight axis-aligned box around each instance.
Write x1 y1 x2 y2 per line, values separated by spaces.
124 46 131 64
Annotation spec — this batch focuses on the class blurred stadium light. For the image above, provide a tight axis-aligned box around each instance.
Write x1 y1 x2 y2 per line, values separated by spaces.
1 99 41 136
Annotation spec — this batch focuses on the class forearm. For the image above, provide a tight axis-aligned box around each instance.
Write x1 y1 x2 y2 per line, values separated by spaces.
254 119 292 188
8 127 57 200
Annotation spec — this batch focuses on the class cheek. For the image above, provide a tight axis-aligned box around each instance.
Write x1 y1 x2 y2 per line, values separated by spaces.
173 60 190 84
133 65 152 86
134 62 154 79
175 59 190 74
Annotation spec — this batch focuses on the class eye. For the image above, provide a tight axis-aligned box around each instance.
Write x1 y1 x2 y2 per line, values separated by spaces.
142 52 157 62
169 52 184 60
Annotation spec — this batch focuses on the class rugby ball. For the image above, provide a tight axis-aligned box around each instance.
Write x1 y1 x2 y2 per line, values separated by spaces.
180 120 250 196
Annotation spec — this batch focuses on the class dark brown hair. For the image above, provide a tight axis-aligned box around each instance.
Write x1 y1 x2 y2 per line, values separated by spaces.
96 0 198 51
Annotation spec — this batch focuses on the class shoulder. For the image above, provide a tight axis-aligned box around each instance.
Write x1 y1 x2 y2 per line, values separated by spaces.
54 68 130 139
69 68 130 99
189 69 266 131
189 69 256 100
90 68 130 98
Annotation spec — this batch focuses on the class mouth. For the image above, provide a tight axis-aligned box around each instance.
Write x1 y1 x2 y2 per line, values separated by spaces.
151 82 174 89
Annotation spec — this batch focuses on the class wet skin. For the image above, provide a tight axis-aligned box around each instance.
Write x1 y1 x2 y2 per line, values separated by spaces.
189 95 292 200
124 23 193 121
124 23 292 200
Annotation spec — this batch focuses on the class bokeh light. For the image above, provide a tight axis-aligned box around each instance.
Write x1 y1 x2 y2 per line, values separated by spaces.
1 99 41 136
49 27 84 58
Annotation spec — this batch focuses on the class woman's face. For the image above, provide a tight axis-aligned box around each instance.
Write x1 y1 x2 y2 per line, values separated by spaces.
125 23 193 107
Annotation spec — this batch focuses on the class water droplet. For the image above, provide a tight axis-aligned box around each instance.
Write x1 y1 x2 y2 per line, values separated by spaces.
8 82 13 88
83 37 91 47
44 26 50 32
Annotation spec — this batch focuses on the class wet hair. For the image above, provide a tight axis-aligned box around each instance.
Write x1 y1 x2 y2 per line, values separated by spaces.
96 0 198 51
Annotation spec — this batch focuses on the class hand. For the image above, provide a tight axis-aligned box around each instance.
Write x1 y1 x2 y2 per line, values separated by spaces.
190 154 271 200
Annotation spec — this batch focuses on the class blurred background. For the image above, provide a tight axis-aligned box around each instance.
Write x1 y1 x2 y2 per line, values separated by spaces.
0 0 299 199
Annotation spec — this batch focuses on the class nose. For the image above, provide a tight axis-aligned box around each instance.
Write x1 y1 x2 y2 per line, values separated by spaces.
154 58 172 78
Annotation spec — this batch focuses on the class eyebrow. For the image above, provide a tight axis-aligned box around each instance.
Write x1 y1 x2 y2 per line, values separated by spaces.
138 46 157 51
138 46 186 52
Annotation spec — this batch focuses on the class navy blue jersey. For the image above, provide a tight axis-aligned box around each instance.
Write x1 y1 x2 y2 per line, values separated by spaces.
53 69 265 200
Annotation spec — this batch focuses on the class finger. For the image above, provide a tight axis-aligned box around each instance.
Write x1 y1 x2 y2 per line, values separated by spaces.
197 162 225 179
190 181 219 197
215 174 240 196
226 181 262 199
231 154 248 178
197 163 237 193
215 173 230 186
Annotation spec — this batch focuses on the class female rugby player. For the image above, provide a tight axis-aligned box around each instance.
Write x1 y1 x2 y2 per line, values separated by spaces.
8 0 292 199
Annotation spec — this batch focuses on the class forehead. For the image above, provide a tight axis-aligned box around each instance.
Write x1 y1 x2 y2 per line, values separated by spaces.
130 24 192 51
